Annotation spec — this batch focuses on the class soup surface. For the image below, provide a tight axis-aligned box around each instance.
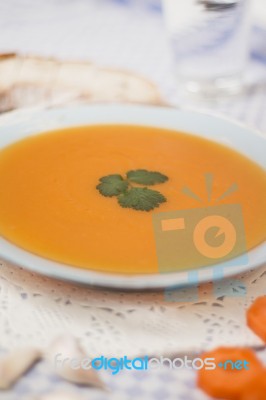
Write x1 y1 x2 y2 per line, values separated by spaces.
0 125 265 274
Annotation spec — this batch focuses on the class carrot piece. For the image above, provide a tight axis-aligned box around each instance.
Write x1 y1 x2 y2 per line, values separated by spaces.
240 370 266 400
197 347 264 400
247 296 266 343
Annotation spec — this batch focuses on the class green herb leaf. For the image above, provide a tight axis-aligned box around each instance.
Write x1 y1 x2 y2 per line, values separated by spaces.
118 187 166 211
126 169 168 186
96 174 128 197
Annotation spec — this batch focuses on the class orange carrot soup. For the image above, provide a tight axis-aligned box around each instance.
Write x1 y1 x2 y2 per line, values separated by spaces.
0 125 265 274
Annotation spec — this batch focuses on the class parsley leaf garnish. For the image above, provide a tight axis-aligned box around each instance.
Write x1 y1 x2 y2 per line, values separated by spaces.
127 169 168 185
96 174 128 197
118 187 166 211
96 169 168 211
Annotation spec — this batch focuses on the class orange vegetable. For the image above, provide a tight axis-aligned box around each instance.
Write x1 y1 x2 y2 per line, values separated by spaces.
240 370 266 400
197 347 264 400
247 296 266 343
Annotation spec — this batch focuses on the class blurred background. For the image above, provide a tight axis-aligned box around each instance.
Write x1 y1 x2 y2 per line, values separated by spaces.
0 0 266 128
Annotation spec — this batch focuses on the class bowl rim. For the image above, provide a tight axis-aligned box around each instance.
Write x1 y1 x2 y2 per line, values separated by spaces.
0 104 265 290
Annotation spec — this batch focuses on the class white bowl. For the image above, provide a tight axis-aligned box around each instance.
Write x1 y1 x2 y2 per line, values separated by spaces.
0 105 265 289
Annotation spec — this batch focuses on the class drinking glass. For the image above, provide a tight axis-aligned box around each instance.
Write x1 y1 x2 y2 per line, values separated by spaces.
162 0 251 97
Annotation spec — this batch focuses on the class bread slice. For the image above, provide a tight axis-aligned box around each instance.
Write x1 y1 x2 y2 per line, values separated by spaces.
0 54 163 112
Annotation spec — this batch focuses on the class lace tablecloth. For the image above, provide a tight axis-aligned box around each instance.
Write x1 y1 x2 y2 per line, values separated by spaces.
0 1 265 399
0 260 265 399
0 261 265 358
